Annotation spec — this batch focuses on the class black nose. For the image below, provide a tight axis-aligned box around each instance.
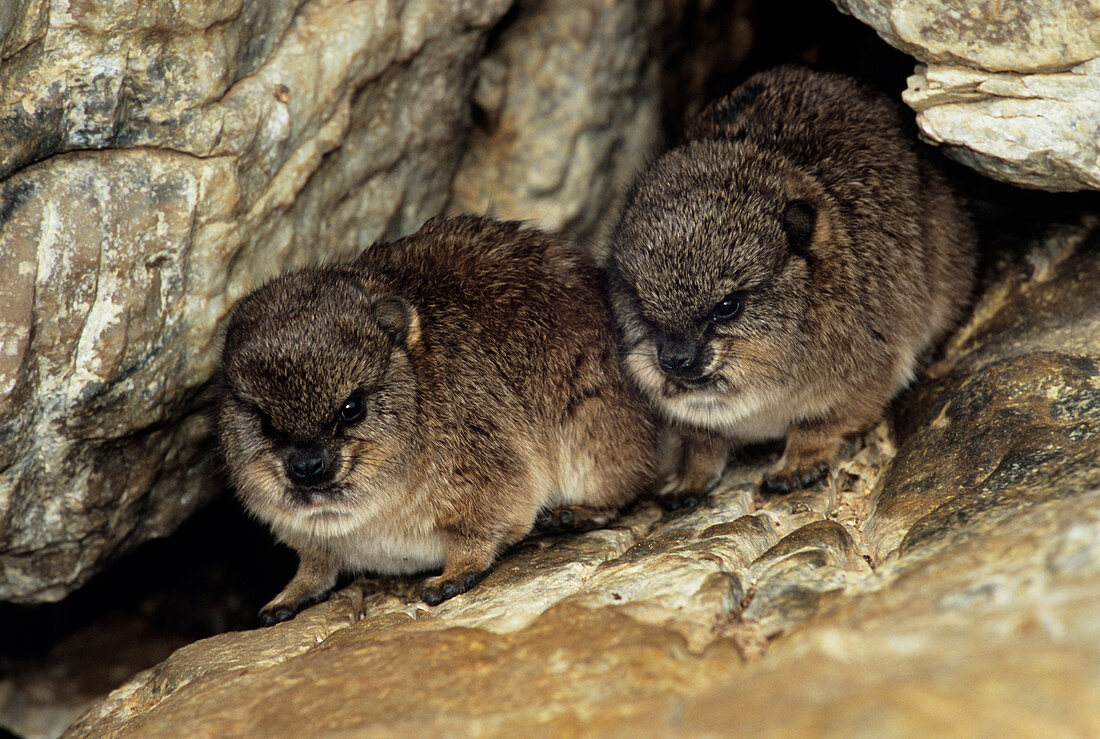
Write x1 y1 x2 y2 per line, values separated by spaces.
657 336 700 374
286 448 330 486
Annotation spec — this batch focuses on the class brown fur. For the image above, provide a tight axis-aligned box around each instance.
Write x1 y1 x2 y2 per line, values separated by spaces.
608 66 977 497
219 216 659 623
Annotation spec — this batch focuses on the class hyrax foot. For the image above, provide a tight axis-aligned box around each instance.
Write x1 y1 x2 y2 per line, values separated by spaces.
421 569 488 606
534 505 615 534
655 430 729 511
258 591 331 627
258 550 339 626
759 460 829 496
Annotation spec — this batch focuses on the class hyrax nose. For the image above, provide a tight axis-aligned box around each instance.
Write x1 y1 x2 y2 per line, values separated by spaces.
286 447 332 486
657 336 700 375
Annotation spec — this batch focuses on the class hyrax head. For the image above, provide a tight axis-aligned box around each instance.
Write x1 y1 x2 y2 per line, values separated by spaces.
608 140 827 424
218 266 419 530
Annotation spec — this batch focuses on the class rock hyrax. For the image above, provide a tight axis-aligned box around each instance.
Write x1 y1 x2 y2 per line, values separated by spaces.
608 66 977 498
218 216 658 624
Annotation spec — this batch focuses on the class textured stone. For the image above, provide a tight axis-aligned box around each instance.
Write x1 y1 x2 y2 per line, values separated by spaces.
66 220 1100 736
0 0 516 602
831 0 1100 73
866 219 1100 560
832 1 1100 191
903 61 1100 191
448 0 663 245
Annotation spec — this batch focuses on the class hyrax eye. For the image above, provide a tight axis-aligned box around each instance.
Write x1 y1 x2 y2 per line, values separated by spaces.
710 292 745 322
336 392 366 424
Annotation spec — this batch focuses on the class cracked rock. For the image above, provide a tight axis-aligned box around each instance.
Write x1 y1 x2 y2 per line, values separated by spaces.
832 0 1100 191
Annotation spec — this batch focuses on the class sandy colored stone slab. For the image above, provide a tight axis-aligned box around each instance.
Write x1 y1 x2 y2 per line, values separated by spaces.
904 61 1100 191
831 0 1100 73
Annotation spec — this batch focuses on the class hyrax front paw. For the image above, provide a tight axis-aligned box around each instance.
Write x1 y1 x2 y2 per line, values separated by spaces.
759 460 829 496
258 591 330 627
534 505 614 534
654 430 729 511
421 570 488 606
655 468 721 511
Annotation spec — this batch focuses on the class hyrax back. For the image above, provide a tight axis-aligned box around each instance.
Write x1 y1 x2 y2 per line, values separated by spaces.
608 66 976 498
219 215 658 623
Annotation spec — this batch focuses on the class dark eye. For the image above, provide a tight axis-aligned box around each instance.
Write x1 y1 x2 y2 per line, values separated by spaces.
710 292 745 322
337 392 366 425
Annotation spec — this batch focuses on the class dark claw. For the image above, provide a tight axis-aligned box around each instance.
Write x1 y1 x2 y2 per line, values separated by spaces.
259 605 295 627
421 569 487 606
657 495 681 511
558 509 574 526
800 471 817 488
761 476 791 495
535 510 551 528
657 494 702 512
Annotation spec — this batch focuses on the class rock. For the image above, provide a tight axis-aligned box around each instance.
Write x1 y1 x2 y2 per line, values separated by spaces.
831 0 1100 191
830 0 1100 73
0 0 519 603
903 61 1100 191
866 218 1100 560
448 0 663 245
66 220 1100 735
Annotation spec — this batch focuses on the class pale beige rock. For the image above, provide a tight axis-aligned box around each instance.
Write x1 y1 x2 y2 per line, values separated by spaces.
832 1 1100 191
831 0 1100 73
904 61 1100 191
448 0 663 246
1 0 685 605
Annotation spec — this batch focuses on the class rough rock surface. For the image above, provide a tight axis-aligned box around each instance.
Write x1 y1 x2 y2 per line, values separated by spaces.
67 221 1100 735
903 61 1100 191
449 0 663 245
0 0 673 603
832 0 1100 191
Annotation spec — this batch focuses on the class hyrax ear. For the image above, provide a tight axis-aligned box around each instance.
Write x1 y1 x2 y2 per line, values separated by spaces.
373 295 420 347
781 199 817 258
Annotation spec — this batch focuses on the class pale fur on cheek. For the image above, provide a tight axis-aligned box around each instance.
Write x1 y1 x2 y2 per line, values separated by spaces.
623 340 666 398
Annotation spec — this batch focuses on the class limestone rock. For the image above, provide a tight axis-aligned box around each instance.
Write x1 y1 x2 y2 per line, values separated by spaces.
448 0 663 245
903 61 1100 191
66 221 1100 735
830 0 1100 73
832 0 1100 191
865 218 1100 560
0 0 517 602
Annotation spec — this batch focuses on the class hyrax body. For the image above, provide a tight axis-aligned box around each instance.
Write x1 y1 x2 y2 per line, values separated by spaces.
219 216 658 624
608 66 976 498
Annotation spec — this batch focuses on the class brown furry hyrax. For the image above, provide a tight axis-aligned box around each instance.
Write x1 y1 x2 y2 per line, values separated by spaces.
218 215 658 624
608 66 976 500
